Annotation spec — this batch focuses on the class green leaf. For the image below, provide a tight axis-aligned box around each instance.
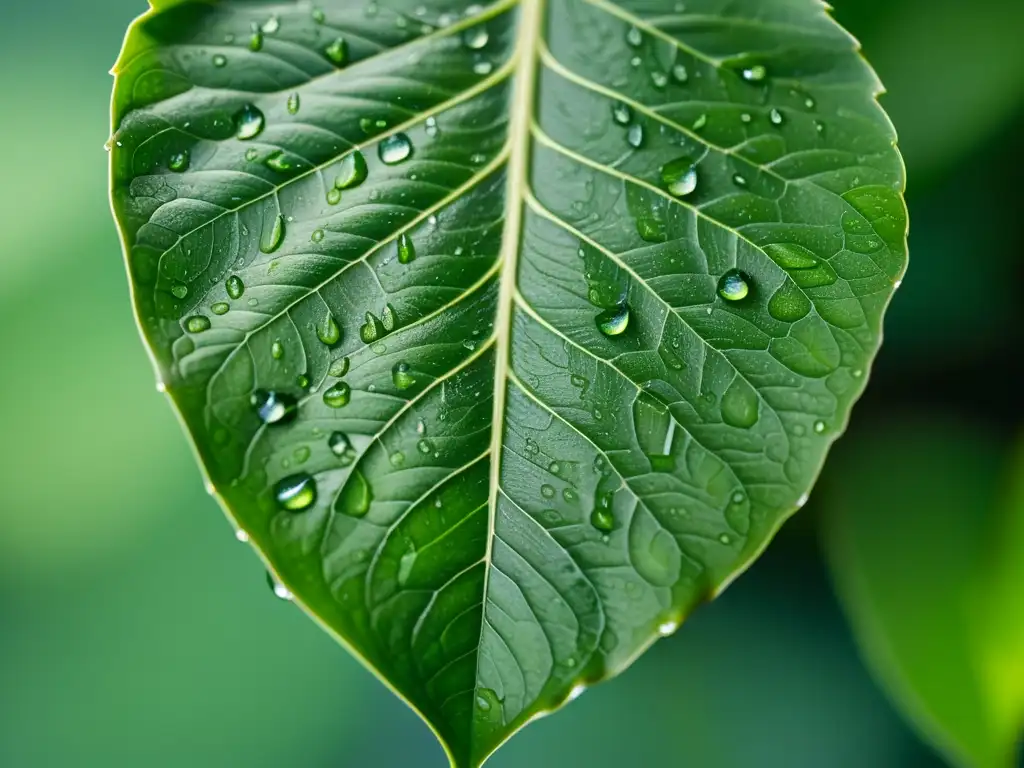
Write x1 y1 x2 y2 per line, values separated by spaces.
824 421 1024 768
109 0 905 764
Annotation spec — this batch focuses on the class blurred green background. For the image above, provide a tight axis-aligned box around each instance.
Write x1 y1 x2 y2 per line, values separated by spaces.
0 1 1021 766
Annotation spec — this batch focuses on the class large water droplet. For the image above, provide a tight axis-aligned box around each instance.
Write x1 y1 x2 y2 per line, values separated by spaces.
360 312 386 344
235 104 265 140
591 504 614 533
271 340 285 360
211 302 230 316
379 133 413 165
275 473 317 511
264 151 293 173
661 157 698 197
392 362 416 390
717 269 750 301
381 304 398 332
249 23 264 52
260 214 285 253
323 381 351 408
720 379 759 429
325 37 348 65
626 123 644 148
339 469 373 517
328 357 351 378
763 242 819 270
317 314 341 346
251 390 297 424
335 150 368 189
171 282 188 299
596 304 630 336
226 274 245 299
169 150 190 172
287 92 300 115
397 233 416 264
767 279 811 322
186 315 211 333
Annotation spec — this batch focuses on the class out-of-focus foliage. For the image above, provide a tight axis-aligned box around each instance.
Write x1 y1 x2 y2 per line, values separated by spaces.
0 0 1020 765
825 422 1024 768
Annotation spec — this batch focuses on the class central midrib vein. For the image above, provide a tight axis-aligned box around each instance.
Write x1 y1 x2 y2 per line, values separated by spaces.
474 0 544 759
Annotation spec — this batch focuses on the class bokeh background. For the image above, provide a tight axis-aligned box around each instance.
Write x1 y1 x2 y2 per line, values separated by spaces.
1 1 1021 766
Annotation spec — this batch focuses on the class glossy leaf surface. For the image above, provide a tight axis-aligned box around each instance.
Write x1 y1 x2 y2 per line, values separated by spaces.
110 0 905 764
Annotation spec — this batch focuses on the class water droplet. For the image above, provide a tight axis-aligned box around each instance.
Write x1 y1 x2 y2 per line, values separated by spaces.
658 619 679 636
262 14 281 34
339 470 373 517
335 150 368 189
769 108 784 126
392 362 416 390
814 420 827 434
721 379 759 429
325 37 348 65
249 23 264 52
213 54 227 68
312 7 326 23
611 101 632 125
271 340 284 359
329 357 351 378
267 573 294 601
264 151 293 173
398 233 416 264
317 314 341 346
235 529 250 543
329 431 353 458
742 64 767 82
323 381 351 408
650 70 668 88
853 368 864 379
169 150 190 172
326 188 342 205
211 302 230 316
293 446 311 465
804 95 816 109
541 484 556 499
226 275 245 299
740 112 752 124
251 390 297 424
245 147 260 162
661 157 697 197
381 304 398 332
626 123 644 148
417 439 434 455
311 228 325 244
390 451 406 467
717 269 750 301
235 104 265 140
260 214 285 253
797 492 810 507
171 282 188 299
186 315 211 333
763 243 819 270
591 505 614 533
732 173 747 188
275 473 317 511
596 304 630 336
462 26 488 49
379 133 413 165
691 113 707 130
287 92 300 114
360 312 386 344
625 25 643 47
672 63 688 82
296 373 311 389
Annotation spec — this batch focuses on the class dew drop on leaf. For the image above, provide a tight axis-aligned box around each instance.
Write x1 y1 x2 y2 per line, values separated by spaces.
323 381 351 408
661 157 697 197
171 282 188 299
211 302 230 316
275 473 317 512
379 133 413 165
328 357 351 378
339 469 373 517
717 269 751 301
462 26 488 49
611 101 632 125
251 390 297 425
226 274 245 300
392 362 416 390
769 108 784 126
235 104 265 140
169 150 190 172
626 123 644 148
325 37 348 65
742 64 767 82
317 314 341 346
186 315 211 333
260 214 285 254
360 312 386 344
397 233 416 264
212 54 227 68
287 92 300 114
328 431 353 458
335 150 368 189
596 304 630 336
267 573 294 601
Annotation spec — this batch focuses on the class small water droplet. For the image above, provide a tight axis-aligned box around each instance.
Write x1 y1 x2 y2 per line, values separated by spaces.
732 173 747 187
262 14 280 34
226 275 245 300
626 123 644 148
661 157 697 197
213 54 227 68
325 37 348 65
390 451 406 467
296 373 311 389
472 59 494 75
814 420 826 434
381 304 398 332
398 233 416 264
287 92 300 114
169 150 190 172
611 101 632 125
691 113 707 130
328 357 351 378
462 26 488 49
264 151 293 173
379 133 413 165
595 303 630 337
251 390 297 424
625 25 643 47
672 63 688 82
260 214 285 253
271 340 284 359
339 469 373 517
650 70 668 88
186 315 211 333
392 362 416 390
312 7 326 23
317 314 341 346
329 431 353 458
797 492 810 507
769 108 784 126
360 312 386 344
658 619 679 636
235 529 250 543
323 381 351 408
541 484 556 499
275 473 317 511
211 302 230 316
267 573 294 601
249 23 264 52
742 64 767 82
335 150 368 189
171 282 188 299
763 242 819 270
718 533 732 545
235 104 265 140
717 269 750 301
311 228 325 244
